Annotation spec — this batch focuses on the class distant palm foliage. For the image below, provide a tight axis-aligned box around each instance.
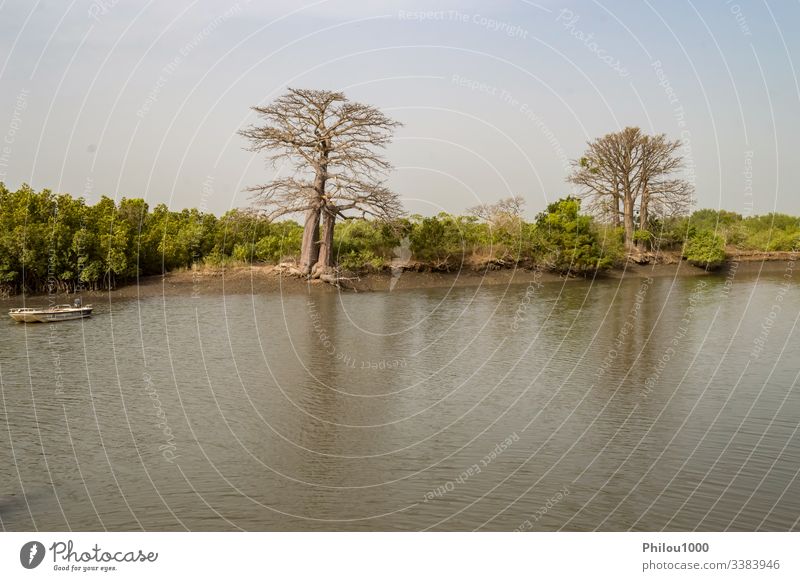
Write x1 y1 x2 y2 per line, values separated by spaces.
1 183 797 294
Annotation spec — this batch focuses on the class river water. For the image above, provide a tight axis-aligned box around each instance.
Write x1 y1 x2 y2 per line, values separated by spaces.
1 266 799 531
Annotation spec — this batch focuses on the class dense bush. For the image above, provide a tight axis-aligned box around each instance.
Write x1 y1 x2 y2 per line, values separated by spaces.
683 230 727 270
652 209 800 253
738 214 800 251
408 214 473 266
532 197 620 274
633 229 653 248
333 219 403 269
254 221 304 263
0 183 273 294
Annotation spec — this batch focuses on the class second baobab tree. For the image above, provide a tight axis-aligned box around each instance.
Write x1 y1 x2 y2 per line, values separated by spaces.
239 88 403 277
568 127 693 251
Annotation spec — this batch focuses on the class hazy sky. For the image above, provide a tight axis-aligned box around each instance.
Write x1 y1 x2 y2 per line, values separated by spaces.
1 0 797 218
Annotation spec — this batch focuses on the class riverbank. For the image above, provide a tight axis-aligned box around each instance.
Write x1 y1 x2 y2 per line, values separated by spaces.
6 250 787 300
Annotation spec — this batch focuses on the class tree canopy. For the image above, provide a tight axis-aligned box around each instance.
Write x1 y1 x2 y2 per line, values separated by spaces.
569 127 693 250
239 88 403 277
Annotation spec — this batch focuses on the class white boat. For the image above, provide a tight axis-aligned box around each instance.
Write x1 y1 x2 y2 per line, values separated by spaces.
9 300 93 323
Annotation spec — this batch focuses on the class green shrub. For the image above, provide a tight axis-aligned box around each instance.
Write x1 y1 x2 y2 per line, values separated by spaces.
334 218 399 262
532 196 617 274
337 249 385 270
202 247 227 267
633 229 653 249
596 225 626 263
739 213 800 251
254 221 303 262
683 230 726 270
408 215 465 265
648 216 684 250
766 230 800 252
231 243 253 263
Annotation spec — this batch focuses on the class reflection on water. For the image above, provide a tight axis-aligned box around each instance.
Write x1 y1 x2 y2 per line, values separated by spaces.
1 268 799 531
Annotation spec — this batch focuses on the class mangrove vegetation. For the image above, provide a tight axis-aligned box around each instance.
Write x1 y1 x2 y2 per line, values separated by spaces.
1 181 798 296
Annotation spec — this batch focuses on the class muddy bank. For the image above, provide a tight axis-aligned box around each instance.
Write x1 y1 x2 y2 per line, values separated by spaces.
57 255 797 299
3 251 793 301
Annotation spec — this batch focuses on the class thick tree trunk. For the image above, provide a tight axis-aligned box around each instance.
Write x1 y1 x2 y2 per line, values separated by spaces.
299 207 321 274
623 194 635 250
313 208 336 276
300 150 331 276
638 190 649 233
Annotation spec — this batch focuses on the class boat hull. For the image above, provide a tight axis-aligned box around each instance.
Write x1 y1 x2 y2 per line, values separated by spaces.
9 307 93 323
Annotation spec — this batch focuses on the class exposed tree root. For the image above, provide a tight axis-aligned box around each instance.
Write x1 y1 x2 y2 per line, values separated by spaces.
274 261 360 290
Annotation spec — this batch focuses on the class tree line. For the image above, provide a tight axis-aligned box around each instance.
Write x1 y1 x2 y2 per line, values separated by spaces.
2 180 798 296
0 182 250 295
2 89 798 295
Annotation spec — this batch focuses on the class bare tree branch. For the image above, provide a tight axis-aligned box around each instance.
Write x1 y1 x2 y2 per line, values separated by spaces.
239 88 404 276
568 127 694 249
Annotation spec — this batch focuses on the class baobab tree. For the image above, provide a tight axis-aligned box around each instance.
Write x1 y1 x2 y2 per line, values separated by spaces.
239 88 403 277
468 195 525 227
467 195 526 253
568 127 693 249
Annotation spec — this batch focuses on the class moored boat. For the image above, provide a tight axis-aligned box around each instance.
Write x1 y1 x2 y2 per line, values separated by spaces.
9 299 93 323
